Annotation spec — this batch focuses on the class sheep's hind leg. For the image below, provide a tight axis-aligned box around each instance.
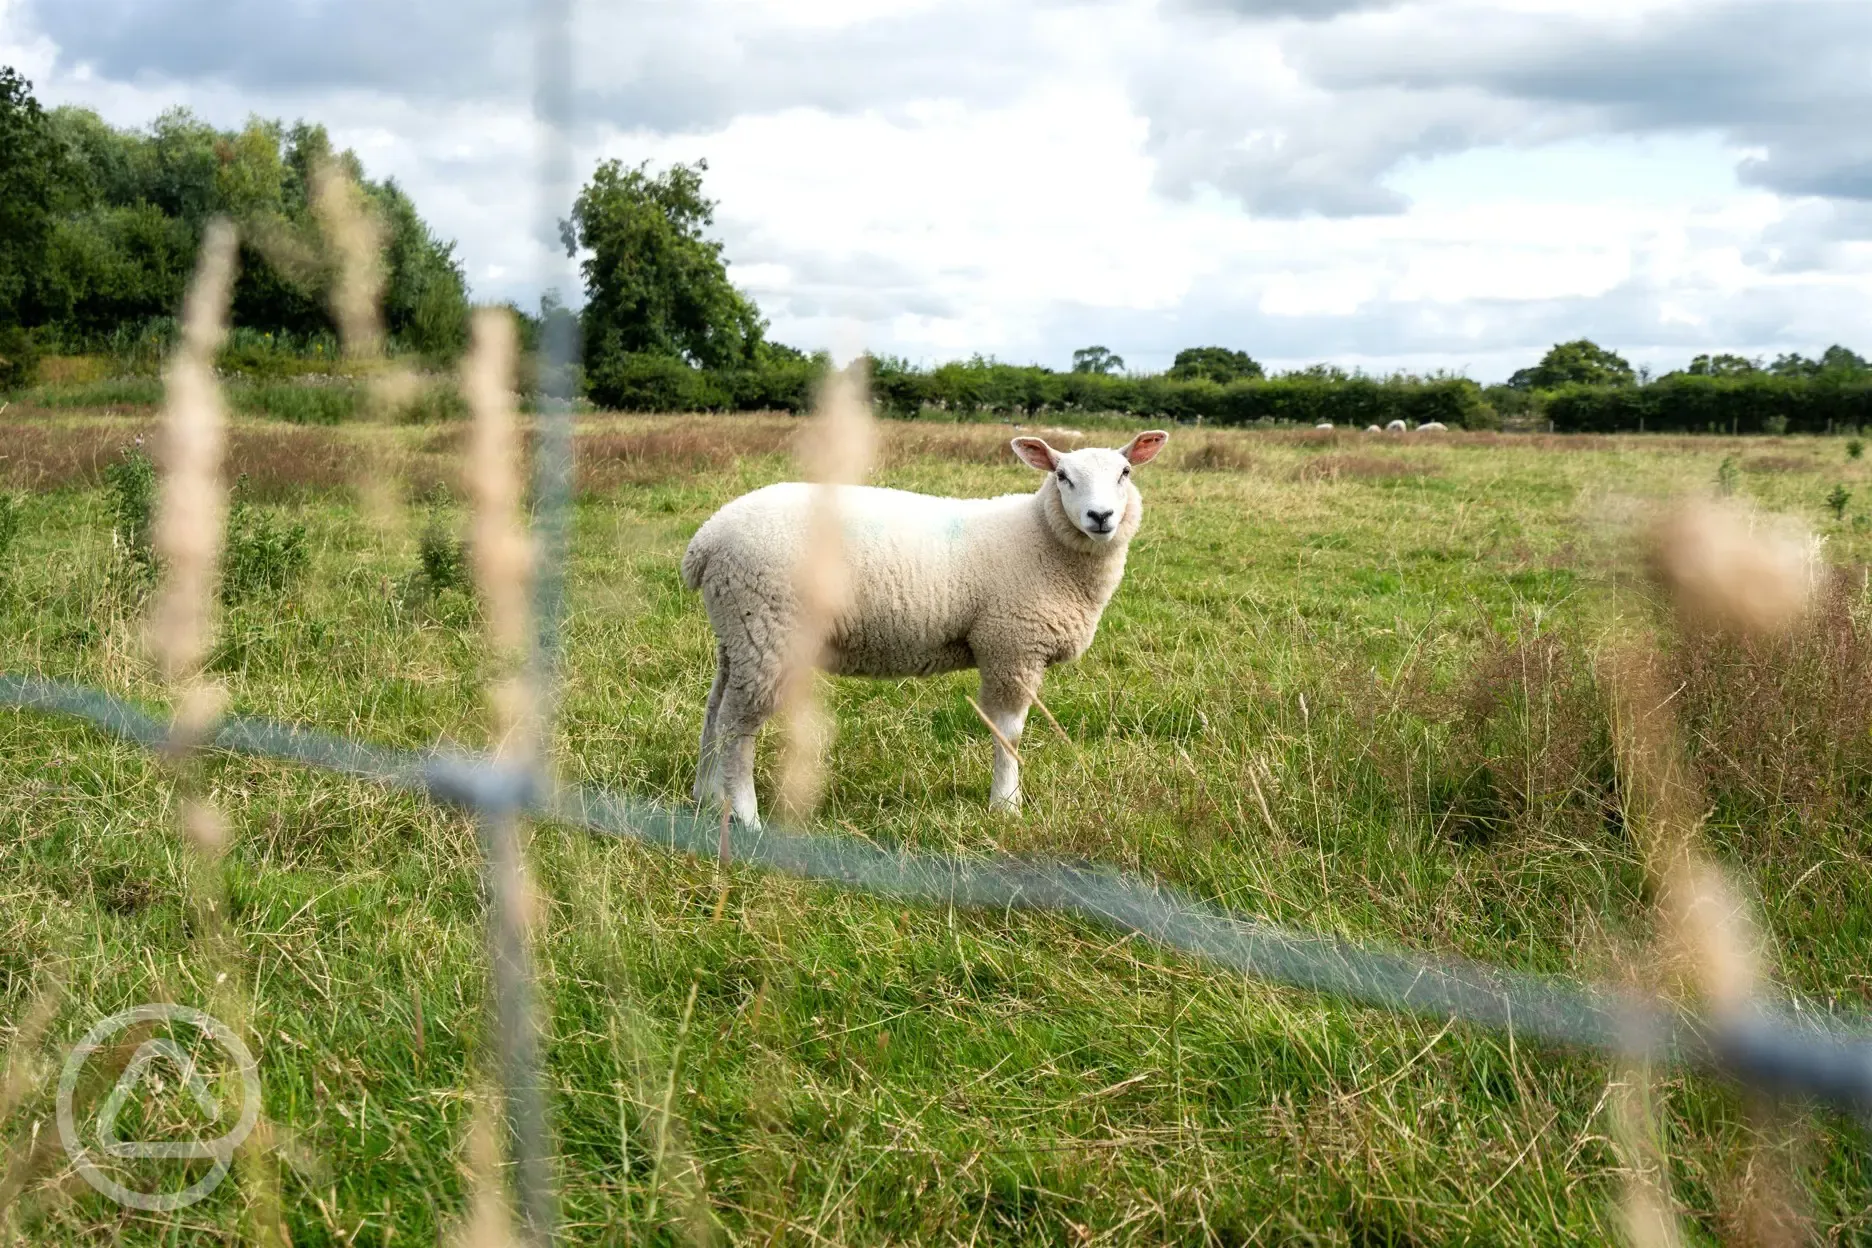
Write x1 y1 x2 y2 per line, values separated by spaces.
979 668 1038 812
714 678 776 830
693 644 729 803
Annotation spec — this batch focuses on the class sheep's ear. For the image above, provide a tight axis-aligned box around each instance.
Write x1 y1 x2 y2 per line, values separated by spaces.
1121 430 1168 465
1011 437 1059 472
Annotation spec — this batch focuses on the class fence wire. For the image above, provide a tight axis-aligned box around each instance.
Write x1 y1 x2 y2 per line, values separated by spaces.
6 671 1872 1133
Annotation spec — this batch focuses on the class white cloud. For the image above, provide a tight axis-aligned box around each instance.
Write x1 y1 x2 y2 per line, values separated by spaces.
6 0 1872 380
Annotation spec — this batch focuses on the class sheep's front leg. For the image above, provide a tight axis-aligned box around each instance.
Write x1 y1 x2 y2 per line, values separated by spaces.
979 669 1038 812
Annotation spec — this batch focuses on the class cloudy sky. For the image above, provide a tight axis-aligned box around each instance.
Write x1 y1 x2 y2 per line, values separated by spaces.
5 0 1871 379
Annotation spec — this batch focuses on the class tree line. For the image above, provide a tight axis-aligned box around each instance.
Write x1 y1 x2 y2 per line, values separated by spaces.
5 65 1870 433
0 66 469 382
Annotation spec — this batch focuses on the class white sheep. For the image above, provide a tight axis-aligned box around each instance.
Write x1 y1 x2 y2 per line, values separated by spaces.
1314 422 1334 430
1384 419 1407 433
681 430 1170 827
1364 425 1382 433
1417 421 1448 433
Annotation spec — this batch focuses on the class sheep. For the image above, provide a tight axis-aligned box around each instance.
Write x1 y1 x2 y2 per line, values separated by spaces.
1364 425 1382 433
681 430 1170 827
1416 421 1448 433
1314 421 1334 430
1384 419 1407 433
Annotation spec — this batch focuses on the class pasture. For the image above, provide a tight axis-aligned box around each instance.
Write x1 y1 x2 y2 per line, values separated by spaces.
2 407 1870 1244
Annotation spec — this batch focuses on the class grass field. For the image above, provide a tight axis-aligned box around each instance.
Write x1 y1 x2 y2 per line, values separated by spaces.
2 406 1870 1245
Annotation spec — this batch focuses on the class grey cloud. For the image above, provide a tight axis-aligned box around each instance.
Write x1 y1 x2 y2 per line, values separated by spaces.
1282 2 1872 206
25 0 1050 135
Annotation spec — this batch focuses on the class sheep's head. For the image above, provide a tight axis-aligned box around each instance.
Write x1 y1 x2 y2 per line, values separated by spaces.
1012 430 1168 543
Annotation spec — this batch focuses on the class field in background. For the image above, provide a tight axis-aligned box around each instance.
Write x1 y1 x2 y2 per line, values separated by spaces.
2 404 1871 1244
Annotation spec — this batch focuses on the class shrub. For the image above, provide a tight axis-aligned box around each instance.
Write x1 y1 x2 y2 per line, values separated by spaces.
415 510 471 597
0 326 41 391
1847 438 1864 460
104 446 158 576
229 382 360 425
0 493 20 572
221 486 311 603
1827 483 1851 519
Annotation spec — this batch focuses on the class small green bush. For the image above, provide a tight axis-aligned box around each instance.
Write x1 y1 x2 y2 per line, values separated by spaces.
1827 483 1851 519
105 446 159 577
1847 438 1864 460
1716 456 1741 497
222 489 311 603
415 512 471 597
0 326 41 392
0 493 21 572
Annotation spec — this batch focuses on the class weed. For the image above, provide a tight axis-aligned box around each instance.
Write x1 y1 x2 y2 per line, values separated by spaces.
222 483 311 604
1848 438 1864 461
415 509 472 597
1717 455 1741 496
104 444 158 578
1827 484 1851 519
0 493 19 575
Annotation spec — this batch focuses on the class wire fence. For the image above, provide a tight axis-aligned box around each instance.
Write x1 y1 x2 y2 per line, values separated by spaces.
4 4 1872 1243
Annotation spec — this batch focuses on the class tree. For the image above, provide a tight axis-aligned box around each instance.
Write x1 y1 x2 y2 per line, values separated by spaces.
1506 339 1636 390
1071 345 1124 375
560 158 765 380
0 68 65 326
1167 345 1262 384
1820 344 1869 375
1684 353 1759 377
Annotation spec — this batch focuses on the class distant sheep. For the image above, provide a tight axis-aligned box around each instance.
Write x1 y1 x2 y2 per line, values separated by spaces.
1385 419 1407 433
681 430 1171 827
1417 421 1448 433
1364 425 1382 433
1315 422 1334 430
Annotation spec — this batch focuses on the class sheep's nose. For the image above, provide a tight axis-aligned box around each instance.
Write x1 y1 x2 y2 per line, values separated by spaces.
1086 509 1114 530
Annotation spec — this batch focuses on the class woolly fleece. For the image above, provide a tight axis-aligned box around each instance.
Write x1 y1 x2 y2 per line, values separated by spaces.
681 432 1167 825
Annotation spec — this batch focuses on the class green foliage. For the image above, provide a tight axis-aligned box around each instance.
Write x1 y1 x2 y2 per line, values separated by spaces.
1683 352 1758 377
1070 345 1125 376
10 92 468 354
222 489 311 603
0 325 40 391
1508 339 1636 390
1546 373 1872 434
1847 438 1864 460
563 158 764 386
415 510 471 597
104 445 157 577
1827 483 1851 519
1167 346 1263 384
229 381 360 425
1717 456 1740 497
0 493 19 573
0 68 65 326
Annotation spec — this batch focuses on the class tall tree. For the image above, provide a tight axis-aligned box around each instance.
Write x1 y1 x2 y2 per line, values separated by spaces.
0 68 63 325
1071 345 1124 375
1167 345 1262 384
560 158 765 378
1507 339 1636 390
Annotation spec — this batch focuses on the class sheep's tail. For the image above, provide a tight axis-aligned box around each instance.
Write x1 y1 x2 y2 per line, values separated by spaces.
680 526 713 591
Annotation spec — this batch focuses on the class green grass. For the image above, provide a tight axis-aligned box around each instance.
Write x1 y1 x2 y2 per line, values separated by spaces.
0 413 1868 1244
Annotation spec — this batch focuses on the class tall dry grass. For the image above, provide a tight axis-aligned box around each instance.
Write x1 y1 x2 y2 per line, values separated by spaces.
775 361 877 822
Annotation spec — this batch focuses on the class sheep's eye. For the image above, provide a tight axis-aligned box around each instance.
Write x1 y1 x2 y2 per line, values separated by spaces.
1120 466 1130 479
1056 471 1070 485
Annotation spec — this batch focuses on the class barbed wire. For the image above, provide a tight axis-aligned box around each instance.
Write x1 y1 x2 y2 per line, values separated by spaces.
6 671 1871 1127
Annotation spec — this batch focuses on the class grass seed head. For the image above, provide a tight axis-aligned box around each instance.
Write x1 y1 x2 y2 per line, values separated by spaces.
1648 501 1818 639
